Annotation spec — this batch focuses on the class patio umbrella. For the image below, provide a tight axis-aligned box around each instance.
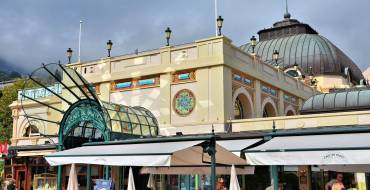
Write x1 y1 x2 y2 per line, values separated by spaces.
127 167 136 190
67 164 79 190
229 165 241 190
147 174 156 190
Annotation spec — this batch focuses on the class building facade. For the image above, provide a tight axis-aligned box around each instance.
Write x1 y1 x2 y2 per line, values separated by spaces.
6 11 369 190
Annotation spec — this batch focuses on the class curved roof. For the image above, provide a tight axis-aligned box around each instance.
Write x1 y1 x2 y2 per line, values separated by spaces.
101 101 159 137
300 89 370 114
240 34 363 83
20 63 159 141
240 16 364 84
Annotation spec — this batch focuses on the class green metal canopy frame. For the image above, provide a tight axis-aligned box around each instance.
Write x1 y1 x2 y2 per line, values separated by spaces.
20 63 159 144
20 63 159 189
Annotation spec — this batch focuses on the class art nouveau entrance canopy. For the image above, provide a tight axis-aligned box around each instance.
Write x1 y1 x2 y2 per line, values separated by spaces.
20 63 159 149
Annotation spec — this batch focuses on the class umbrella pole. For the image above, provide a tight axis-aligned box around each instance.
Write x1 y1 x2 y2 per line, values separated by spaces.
270 166 278 190
210 136 216 190
105 166 110 179
86 164 91 190
57 165 62 190
57 145 63 190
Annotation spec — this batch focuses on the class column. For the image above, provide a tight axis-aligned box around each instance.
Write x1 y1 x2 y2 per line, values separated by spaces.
196 68 210 123
278 90 285 116
104 166 110 180
270 166 279 190
209 66 229 123
254 80 262 118
159 73 172 126
86 165 91 190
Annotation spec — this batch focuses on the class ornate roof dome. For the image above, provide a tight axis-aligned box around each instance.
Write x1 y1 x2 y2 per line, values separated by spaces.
301 89 370 114
240 17 364 84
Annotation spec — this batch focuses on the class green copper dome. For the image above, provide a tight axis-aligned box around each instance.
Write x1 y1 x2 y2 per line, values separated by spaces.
240 17 364 84
301 89 370 114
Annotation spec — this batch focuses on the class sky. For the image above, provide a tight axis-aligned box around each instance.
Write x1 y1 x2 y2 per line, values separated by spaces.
1 0 370 73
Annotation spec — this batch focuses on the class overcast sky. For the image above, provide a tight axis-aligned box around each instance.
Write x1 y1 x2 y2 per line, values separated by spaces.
1 0 370 73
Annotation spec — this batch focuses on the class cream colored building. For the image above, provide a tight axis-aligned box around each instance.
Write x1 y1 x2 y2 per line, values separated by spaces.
7 11 370 190
68 36 314 135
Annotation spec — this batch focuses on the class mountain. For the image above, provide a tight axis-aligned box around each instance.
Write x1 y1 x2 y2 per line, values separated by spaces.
0 58 23 82
0 70 21 81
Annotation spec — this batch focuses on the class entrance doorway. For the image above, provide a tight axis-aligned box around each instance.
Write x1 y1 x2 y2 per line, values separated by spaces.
16 170 26 190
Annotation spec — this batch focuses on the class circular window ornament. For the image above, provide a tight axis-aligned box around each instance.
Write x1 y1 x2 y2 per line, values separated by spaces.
174 89 196 116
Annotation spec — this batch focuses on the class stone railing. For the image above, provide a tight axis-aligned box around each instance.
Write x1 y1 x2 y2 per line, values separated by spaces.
12 136 58 146
18 83 62 100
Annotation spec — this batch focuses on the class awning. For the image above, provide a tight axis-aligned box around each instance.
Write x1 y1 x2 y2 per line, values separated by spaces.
140 166 254 175
319 165 370 173
217 139 262 155
17 149 56 157
244 133 370 165
45 140 246 167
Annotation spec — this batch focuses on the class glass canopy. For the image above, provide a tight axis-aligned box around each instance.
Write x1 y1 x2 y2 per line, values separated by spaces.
20 63 159 145
101 101 158 137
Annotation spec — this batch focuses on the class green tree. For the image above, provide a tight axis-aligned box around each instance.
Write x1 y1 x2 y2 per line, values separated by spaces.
0 79 25 143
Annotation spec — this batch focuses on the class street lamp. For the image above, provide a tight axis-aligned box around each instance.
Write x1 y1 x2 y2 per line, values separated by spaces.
250 35 257 53
293 62 299 71
308 66 317 86
272 50 279 67
308 66 314 80
165 27 172 46
106 40 113 57
66 48 73 64
217 16 224 36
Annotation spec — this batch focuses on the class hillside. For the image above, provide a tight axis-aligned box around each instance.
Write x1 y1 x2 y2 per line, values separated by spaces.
0 70 21 81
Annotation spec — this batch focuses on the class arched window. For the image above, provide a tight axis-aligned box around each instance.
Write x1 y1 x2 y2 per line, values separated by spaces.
284 68 302 78
23 125 40 137
286 110 295 116
262 103 277 118
234 97 244 119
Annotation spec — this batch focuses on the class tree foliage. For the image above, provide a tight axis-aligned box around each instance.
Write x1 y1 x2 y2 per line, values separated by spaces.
0 79 25 143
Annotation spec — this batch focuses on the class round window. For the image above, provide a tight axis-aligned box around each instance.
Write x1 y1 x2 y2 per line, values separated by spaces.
173 89 196 116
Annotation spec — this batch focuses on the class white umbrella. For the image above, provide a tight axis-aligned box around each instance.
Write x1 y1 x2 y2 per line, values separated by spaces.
229 165 241 190
67 164 79 190
127 167 136 190
147 174 156 190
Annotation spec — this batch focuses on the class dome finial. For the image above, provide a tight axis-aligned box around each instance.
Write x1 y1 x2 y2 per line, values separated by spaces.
284 0 291 19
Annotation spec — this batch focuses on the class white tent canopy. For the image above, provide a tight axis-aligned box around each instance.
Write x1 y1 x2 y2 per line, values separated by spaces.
217 139 262 155
140 166 254 175
45 140 246 167
244 133 370 165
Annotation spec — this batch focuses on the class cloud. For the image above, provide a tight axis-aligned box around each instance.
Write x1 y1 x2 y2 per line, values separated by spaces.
1 0 370 73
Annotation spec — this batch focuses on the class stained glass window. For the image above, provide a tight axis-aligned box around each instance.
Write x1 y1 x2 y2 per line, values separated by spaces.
174 89 196 116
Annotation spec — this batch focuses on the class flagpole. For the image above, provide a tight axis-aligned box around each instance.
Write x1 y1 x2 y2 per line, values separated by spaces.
214 0 218 36
78 20 82 62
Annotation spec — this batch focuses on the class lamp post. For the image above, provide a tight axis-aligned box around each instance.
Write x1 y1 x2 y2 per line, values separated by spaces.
250 35 257 53
106 40 113 57
272 50 279 68
308 66 317 86
293 62 298 71
217 16 224 36
165 27 172 46
308 66 314 80
66 48 73 64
